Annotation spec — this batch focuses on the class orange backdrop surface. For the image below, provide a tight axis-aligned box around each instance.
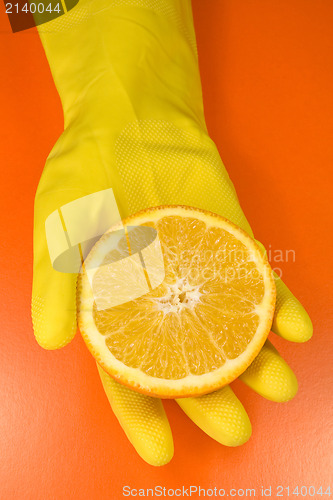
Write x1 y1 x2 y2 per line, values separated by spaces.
0 1 332 499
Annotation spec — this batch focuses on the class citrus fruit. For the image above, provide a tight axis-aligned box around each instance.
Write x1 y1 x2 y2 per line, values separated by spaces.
77 205 276 398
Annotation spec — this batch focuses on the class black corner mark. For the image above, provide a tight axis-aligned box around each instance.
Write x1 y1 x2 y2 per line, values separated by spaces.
3 0 79 33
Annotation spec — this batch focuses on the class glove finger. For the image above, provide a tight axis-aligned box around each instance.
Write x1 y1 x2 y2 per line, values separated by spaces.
272 274 313 343
32 264 77 350
32 186 85 349
97 364 174 466
176 385 251 447
239 339 298 402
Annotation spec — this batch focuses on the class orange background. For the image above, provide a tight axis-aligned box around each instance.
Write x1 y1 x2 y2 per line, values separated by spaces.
1 1 332 498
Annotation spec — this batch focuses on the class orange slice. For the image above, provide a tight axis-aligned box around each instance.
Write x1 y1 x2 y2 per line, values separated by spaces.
77 206 275 398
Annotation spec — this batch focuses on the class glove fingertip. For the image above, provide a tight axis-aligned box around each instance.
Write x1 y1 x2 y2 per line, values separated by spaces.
273 278 313 343
177 386 252 447
240 340 298 403
31 291 77 350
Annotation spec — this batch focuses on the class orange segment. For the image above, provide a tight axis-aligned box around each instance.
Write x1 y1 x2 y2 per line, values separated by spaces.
78 206 276 398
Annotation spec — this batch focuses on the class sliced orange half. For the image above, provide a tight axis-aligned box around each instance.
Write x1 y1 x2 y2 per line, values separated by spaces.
77 206 276 398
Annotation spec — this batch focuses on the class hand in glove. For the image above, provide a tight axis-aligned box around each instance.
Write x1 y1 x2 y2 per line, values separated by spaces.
32 0 313 465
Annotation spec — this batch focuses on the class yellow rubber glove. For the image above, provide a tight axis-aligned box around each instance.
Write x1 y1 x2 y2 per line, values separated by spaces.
32 0 313 466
